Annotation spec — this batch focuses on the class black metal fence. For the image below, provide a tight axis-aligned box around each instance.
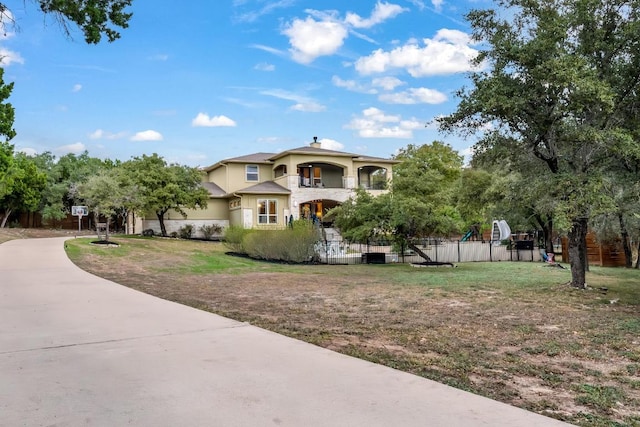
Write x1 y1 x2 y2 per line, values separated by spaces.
314 240 540 265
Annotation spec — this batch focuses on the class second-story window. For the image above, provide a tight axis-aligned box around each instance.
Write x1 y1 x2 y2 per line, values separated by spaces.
246 165 259 181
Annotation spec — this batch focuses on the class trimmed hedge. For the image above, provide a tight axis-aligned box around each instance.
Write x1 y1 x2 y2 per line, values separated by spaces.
224 221 320 263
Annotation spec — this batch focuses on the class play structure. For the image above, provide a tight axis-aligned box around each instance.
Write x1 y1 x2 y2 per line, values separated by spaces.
491 220 512 243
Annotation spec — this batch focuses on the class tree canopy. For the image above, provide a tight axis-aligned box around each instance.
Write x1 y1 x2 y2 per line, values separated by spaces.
122 154 209 237
439 0 640 287
1 0 133 44
330 142 464 261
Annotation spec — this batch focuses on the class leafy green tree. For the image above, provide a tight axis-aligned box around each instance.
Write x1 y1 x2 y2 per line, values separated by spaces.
331 142 464 262
78 166 144 236
123 154 209 237
440 0 640 288
1 1 133 44
0 153 47 227
392 141 463 199
0 68 16 202
36 151 113 221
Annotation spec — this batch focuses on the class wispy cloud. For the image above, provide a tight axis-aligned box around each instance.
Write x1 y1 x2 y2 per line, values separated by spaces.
254 62 275 71
378 87 447 104
234 0 296 23
148 53 169 61
55 142 86 154
260 89 325 112
72 84 82 93
88 129 127 140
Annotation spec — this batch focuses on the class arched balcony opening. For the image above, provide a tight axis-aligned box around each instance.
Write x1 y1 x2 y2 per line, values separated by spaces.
358 166 388 190
297 162 345 188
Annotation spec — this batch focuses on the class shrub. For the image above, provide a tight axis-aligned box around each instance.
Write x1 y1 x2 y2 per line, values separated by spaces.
200 224 223 240
170 231 179 238
244 221 321 263
223 225 253 253
178 224 194 239
142 229 155 237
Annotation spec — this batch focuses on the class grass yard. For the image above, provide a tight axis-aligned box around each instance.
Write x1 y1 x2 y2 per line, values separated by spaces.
27 233 640 426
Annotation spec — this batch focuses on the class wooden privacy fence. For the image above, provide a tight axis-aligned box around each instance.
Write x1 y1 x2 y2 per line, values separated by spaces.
315 240 541 265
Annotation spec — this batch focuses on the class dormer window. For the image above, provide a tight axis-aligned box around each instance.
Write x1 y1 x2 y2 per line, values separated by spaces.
246 165 259 181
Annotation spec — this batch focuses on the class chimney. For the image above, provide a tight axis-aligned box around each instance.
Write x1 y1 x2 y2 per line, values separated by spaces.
310 136 321 148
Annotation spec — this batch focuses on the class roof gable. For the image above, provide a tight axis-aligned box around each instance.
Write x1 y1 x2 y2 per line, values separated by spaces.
235 181 291 195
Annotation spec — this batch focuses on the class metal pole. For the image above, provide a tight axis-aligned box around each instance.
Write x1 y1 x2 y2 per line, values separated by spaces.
78 215 82 232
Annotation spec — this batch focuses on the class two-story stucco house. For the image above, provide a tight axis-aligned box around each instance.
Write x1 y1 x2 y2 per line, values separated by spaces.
142 138 397 237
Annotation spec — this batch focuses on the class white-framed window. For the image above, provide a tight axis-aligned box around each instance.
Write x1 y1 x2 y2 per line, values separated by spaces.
246 165 259 181
258 199 277 224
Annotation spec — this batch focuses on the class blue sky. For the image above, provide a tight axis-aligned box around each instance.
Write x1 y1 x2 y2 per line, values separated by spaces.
1 0 488 167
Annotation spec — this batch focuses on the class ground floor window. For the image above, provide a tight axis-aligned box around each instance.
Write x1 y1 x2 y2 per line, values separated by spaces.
258 199 277 224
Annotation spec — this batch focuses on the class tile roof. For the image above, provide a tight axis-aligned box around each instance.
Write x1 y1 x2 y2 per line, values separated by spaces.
234 181 291 195
200 181 226 197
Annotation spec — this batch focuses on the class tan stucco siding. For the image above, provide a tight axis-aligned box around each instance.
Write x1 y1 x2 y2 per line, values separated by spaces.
207 167 228 192
164 199 229 220
241 194 290 227
220 163 274 193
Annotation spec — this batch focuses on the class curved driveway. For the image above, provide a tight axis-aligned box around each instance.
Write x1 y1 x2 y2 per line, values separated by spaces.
0 237 572 426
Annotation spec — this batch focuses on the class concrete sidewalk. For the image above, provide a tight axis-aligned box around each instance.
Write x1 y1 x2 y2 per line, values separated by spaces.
0 237 572 426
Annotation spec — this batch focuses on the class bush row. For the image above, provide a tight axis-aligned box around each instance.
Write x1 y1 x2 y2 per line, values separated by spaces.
223 221 321 263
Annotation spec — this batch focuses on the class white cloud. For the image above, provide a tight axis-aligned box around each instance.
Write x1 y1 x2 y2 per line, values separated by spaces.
17 147 38 156
332 76 377 94
0 48 24 66
131 130 163 141
55 142 86 154
378 87 447 104
88 129 127 140
254 62 275 71
431 0 444 12
0 9 16 39
72 84 82 93
291 102 326 112
344 1 407 29
319 138 344 151
192 113 237 127
355 28 481 77
282 16 348 64
371 76 405 90
345 107 423 138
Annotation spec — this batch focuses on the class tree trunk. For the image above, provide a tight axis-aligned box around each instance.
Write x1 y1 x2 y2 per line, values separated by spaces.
568 217 588 288
618 213 633 268
407 241 433 262
636 240 640 269
157 212 167 237
0 208 11 228
537 215 554 255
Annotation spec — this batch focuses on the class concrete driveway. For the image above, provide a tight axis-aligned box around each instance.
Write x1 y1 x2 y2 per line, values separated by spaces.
0 237 573 426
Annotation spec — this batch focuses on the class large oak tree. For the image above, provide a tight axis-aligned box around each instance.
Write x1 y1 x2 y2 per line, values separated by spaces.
440 0 640 288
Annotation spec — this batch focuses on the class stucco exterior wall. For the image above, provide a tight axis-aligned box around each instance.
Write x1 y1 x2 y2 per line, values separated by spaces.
163 199 229 221
142 219 229 239
221 163 274 193
207 167 228 192
241 194 290 227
